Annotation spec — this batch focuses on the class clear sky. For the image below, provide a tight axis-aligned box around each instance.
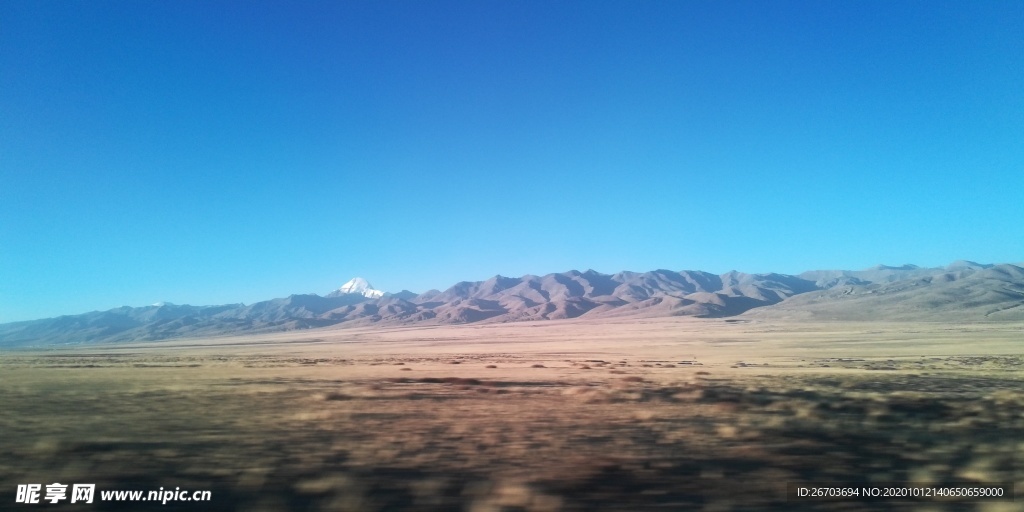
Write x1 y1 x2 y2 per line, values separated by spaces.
1 0 1022 323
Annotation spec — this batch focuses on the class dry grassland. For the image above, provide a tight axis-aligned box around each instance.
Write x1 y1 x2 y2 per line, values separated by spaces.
2 318 1021 511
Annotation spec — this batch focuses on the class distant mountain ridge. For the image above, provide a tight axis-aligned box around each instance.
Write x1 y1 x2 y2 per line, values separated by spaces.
745 263 1024 322
2 261 1022 347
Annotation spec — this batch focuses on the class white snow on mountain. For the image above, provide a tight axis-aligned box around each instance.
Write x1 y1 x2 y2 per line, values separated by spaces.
335 277 385 298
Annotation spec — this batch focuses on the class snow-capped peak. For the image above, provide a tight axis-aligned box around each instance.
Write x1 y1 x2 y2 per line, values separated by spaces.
336 277 385 298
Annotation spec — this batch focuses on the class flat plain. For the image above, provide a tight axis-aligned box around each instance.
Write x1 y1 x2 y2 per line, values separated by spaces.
2 318 1022 511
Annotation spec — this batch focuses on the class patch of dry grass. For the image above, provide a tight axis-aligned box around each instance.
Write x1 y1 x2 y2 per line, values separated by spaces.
2 321 1022 511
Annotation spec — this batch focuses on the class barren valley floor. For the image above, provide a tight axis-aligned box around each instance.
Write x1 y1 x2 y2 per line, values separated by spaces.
2 318 1021 511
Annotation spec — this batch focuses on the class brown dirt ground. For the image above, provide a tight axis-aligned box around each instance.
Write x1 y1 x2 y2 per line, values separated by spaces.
2 318 1021 511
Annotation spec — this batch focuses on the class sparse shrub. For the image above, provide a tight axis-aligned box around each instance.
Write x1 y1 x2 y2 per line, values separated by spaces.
485 365 497 368
531 364 545 368
321 392 352 401
400 367 412 371
418 377 482 385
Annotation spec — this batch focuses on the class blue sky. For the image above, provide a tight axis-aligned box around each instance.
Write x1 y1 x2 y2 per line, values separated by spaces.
1 0 1022 322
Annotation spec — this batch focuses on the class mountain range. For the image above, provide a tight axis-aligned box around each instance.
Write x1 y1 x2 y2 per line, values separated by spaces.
1 261 1022 347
